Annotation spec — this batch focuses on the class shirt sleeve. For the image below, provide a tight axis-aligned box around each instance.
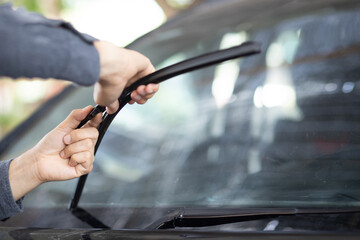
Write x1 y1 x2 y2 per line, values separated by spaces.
0 159 24 221
0 4 100 86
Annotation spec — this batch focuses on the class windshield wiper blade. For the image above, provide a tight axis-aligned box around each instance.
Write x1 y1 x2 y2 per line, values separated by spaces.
146 207 360 229
68 41 261 212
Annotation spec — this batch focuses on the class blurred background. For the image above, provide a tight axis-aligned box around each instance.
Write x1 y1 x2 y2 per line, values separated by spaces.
0 0 204 138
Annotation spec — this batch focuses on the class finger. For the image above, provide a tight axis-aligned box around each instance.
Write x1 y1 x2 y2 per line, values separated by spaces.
106 100 119 115
131 91 147 104
136 85 147 95
138 84 158 98
57 106 94 131
129 82 160 104
131 84 158 103
84 112 102 128
131 92 147 104
141 84 159 100
74 163 93 177
61 138 95 159
68 151 93 173
69 151 93 166
145 83 159 95
63 127 99 145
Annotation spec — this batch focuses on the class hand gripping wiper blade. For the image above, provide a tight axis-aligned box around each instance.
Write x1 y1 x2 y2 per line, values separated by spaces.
74 41 261 129
146 207 360 229
68 41 261 212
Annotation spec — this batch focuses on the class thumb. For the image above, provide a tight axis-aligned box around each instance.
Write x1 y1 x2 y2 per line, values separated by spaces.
57 106 94 132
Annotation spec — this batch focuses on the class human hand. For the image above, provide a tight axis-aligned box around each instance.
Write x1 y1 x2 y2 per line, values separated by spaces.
93 41 159 114
9 106 102 201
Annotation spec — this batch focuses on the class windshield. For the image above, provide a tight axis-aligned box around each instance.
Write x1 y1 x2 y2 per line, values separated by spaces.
1 0 360 216
77 1 360 209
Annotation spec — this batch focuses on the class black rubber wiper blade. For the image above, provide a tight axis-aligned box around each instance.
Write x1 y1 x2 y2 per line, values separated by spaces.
147 207 360 229
120 41 261 97
68 41 261 212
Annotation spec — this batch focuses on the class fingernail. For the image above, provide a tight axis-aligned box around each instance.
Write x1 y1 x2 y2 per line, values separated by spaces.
64 135 71 144
60 150 65 158
133 94 141 101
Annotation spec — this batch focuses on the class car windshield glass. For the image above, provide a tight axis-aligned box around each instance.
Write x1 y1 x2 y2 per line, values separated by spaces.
77 1 360 209
1 0 360 213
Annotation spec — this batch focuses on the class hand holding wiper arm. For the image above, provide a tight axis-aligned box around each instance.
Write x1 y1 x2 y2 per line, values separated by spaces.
77 41 262 129
93 41 159 114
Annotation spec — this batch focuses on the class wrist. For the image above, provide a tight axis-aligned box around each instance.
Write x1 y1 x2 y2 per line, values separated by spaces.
9 148 43 201
94 41 127 83
93 41 128 107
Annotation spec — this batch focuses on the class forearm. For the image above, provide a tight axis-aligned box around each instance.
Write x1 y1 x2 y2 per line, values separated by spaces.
8 148 42 201
0 4 100 86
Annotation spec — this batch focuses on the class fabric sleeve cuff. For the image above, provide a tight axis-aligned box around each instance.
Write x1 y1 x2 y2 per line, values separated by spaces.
0 159 24 221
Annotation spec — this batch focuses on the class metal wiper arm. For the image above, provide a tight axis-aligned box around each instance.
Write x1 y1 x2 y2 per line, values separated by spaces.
68 41 261 212
146 207 360 229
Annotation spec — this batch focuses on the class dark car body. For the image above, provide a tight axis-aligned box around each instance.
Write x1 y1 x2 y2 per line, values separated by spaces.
1 0 360 239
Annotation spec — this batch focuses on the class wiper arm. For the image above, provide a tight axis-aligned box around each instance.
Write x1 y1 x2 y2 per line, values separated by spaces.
68 41 261 211
147 207 360 229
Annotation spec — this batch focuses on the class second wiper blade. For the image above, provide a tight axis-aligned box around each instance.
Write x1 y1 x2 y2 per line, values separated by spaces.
147 207 360 229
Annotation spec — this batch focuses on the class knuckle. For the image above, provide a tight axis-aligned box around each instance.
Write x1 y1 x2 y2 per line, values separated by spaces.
85 139 93 149
85 151 93 159
71 129 80 140
64 146 72 157
90 128 99 138
71 154 80 163
71 108 82 117
69 159 77 166
79 167 88 176
94 129 99 138
70 109 77 115
144 56 151 65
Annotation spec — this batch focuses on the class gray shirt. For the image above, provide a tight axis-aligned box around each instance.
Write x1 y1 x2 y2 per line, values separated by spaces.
0 3 99 85
0 4 100 220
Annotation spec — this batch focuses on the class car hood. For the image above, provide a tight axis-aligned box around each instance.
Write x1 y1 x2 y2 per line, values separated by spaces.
2 227 360 240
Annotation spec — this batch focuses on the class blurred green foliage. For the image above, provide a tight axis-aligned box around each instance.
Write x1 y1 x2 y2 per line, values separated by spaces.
0 0 69 14
12 0 42 13
0 114 22 134
0 0 42 13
